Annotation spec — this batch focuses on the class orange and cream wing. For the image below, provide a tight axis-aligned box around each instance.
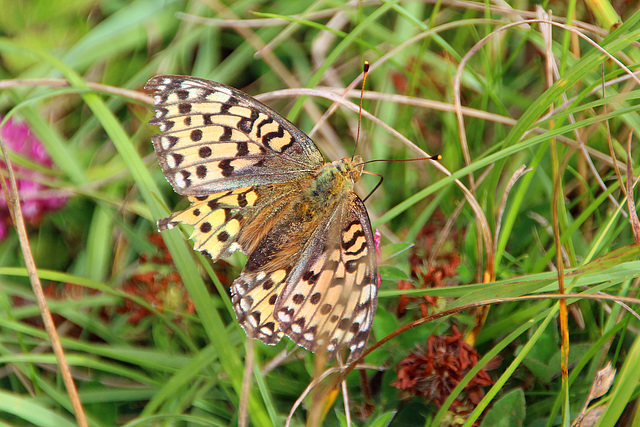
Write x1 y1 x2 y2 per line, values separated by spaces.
145 75 323 196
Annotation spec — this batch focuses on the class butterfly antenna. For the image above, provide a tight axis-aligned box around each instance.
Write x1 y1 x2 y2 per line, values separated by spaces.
361 155 442 166
361 171 383 203
360 154 442 202
352 61 370 160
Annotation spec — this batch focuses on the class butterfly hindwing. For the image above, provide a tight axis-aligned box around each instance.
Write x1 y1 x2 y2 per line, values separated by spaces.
230 190 377 361
273 193 378 361
158 187 259 260
230 190 329 346
231 269 287 345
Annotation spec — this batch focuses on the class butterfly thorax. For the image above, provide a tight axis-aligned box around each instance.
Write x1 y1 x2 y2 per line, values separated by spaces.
306 155 363 206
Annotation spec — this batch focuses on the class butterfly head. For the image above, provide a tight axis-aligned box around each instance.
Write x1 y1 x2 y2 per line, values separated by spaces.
334 155 364 184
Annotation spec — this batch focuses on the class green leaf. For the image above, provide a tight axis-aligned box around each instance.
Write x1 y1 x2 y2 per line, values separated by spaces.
370 411 397 427
479 388 525 427
380 265 411 281
0 390 76 427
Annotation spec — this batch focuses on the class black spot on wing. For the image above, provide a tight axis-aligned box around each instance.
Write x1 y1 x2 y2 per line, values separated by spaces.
190 129 203 141
199 146 212 158
219 160 234 177
178 103 191 114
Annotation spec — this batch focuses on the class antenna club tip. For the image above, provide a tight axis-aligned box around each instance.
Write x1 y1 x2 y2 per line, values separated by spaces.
363 61 370 71
432 154 442 161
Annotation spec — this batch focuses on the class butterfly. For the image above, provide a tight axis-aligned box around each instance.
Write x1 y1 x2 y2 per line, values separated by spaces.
145 75 378 361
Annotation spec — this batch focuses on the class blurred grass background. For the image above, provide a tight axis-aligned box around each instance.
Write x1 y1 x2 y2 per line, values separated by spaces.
1 0 640 425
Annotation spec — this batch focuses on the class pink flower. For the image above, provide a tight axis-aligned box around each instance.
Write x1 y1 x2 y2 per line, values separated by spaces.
0 117 67 238
374 228 382 287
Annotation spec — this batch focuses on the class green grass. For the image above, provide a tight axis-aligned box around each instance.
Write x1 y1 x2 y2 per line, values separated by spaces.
1 0 639 425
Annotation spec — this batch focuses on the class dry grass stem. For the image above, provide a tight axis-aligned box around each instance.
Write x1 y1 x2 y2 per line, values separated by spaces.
0 140 88 426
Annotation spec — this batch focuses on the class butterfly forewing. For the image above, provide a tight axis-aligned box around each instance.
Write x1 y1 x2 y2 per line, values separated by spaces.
147 75 379 361
145 75 324 195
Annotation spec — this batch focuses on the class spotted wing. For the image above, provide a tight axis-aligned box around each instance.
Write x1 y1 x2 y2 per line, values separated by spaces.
157 187 258 260
158 179 304 264
145 75 324 196
231 193 378 360
276 193 378 361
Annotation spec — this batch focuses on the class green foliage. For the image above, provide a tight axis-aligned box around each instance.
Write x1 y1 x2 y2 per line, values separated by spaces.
0 0 639 425
480 388 526 427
